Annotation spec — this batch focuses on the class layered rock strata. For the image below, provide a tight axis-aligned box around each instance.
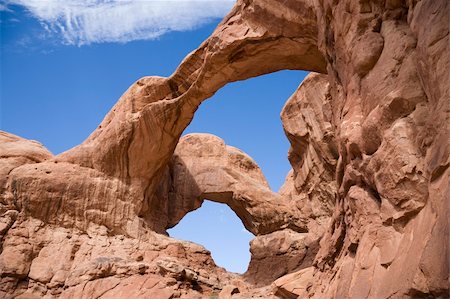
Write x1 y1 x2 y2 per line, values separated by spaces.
0 0 448 298
151 133 308 236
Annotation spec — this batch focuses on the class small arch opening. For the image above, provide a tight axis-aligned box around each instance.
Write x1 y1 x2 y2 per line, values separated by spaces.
167 200 254 274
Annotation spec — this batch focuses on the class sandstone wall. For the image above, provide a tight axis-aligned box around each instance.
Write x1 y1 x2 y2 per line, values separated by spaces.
0 0 448 298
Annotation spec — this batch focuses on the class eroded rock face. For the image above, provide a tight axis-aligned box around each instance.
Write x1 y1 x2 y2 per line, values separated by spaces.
54 0 327 236
153 133 307 236
306 1 449 297
280 73 338 238
244 230 319 286
0 132 52 213
0 218 240 298
0 0 448 298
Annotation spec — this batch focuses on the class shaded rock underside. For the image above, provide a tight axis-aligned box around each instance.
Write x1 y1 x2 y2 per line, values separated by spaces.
0 0 449 298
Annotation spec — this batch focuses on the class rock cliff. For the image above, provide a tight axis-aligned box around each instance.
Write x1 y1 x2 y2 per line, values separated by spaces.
0 0 448 298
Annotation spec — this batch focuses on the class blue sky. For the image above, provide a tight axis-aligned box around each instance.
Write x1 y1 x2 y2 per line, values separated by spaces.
1 1 307 273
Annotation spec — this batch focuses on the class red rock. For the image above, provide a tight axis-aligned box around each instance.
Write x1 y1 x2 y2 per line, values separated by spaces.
0 0 448 297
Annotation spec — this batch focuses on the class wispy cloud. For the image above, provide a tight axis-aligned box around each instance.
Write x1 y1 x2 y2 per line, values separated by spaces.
2 0 234 45
0 3 12 11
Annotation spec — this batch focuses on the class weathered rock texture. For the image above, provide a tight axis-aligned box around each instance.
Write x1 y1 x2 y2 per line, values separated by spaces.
155 133 307 235
1 0 448 298
280 73 337 238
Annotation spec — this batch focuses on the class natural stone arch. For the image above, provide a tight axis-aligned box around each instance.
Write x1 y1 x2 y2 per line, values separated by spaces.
53 0 327 235
167 200 254 274
147 73 338 285
154 133 307 236
146 72 338 237
1 0 448 297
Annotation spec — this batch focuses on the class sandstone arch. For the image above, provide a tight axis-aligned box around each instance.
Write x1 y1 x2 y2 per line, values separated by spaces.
155 133 307 236
0 0 448 297
54 0 327 229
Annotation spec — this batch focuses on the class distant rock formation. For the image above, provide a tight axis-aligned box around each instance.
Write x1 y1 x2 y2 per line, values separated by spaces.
1 0 448 298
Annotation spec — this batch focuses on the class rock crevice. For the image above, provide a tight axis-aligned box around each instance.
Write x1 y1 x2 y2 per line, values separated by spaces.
0 0 448 298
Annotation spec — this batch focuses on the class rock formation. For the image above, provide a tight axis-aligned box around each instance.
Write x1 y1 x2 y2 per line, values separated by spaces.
151 133 308 236
1 0 448 298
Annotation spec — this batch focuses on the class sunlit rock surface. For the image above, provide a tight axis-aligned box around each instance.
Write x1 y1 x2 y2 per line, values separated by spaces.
1 0 448 297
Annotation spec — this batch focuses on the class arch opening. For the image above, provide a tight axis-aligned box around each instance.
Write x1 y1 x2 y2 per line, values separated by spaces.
183 70 309 191
160 70 315 275
167 200 254 274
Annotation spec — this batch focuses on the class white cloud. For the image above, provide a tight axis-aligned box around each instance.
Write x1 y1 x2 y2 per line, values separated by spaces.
0 3 12 11
4 0 234 45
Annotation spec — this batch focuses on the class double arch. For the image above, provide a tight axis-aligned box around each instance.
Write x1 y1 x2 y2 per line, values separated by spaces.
53 0 326 235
